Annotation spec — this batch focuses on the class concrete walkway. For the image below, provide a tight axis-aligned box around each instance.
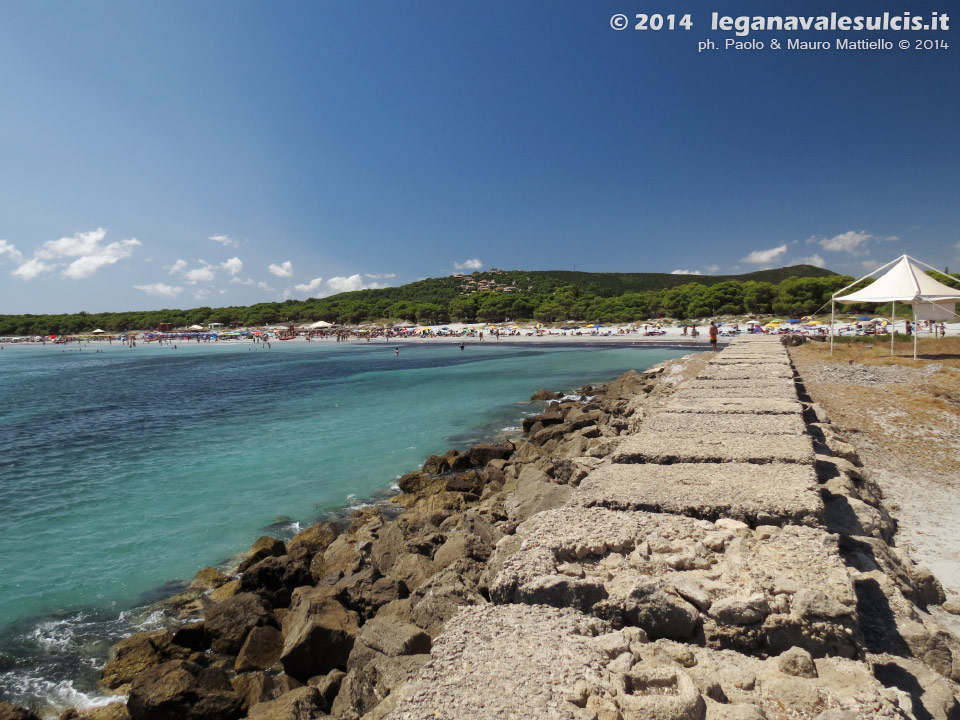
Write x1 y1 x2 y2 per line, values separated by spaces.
376 338 925 720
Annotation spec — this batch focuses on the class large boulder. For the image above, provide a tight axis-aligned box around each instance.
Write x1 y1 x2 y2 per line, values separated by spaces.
237 536 286 573
100 630 192 692
409 565 485 636
204 592 277 655
240 555 312 608
287 522 338 558
466 442 514 467
126 660 243 720
503 468 573 523
281 590 360 681
356 617 431 658
235 625 284 673
386 553 436 593
230 672 301 713
246 687 328 720
0 703 41 720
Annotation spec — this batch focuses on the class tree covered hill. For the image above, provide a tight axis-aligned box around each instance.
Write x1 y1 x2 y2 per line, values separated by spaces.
11 262 952 337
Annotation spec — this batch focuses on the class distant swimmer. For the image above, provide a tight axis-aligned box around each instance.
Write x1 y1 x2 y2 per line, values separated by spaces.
459 342 465 350
395 347 399 356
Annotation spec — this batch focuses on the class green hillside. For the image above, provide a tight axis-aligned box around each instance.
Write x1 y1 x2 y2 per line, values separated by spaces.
0 264 866 336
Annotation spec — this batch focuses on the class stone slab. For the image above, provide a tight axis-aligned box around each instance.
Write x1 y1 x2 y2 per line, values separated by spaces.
613 432 814 465
573 462 822 527
708 357 792 366
378 604 611 720
672 386 799 400
642 412 808 436
490 506 858 658
660 397 803 415
696 365 795 381
377 606 901 720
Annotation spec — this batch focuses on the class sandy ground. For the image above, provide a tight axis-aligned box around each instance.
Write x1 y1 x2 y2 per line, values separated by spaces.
790 338 960 603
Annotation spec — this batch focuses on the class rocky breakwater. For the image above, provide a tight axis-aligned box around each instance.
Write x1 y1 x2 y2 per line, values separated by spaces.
5 338 959 720
0 354 672 720
370 337 960 720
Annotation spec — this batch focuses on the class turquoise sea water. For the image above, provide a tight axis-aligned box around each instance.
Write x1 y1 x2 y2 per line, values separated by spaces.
0 339 692 711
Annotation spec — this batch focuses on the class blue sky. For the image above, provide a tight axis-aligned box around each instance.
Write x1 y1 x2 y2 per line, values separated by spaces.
0 0 957 314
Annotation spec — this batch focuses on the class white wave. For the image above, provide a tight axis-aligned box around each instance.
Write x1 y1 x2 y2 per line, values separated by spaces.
28 614 88 652
0 669 125 719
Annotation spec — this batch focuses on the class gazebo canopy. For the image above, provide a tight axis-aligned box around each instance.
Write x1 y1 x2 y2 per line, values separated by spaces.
835 255 960 304
831 254 960 359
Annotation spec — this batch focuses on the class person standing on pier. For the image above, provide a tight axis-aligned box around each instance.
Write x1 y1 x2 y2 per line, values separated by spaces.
709 321 718 351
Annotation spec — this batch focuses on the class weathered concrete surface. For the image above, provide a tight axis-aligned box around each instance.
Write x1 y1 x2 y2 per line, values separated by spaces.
659 397 803 415
707 357 792 366
696 365 795 381
376 605 906 720
641 412 808 436
490 506 859 658
614 432 814 465
572 462 823 527
371 604 612 720
672 385 800 400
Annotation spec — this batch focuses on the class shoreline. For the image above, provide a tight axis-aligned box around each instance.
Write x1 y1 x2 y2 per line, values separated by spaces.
6 338 960 720
0 348 687 716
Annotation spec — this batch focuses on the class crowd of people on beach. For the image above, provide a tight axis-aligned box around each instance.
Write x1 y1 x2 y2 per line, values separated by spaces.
1 317 955 347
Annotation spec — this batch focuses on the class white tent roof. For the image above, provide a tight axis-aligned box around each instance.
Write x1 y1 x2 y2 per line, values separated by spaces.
835 255 960 304
308 320 334 328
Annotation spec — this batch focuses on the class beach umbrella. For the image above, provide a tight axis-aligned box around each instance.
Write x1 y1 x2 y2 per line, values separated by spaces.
787 319 800 324
857 315 872 321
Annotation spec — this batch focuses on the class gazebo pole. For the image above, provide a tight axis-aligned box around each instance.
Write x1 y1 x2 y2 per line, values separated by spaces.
830 300 835 356
913 305 918 360
891 303 895 356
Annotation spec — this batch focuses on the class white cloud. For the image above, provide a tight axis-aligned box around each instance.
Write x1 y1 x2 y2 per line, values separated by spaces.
705 264 720 273
741 244 788 265
794 254 826 268
294 277 325 293
268 261 294 277
12 228 140 280
326 275 365 293
35 228 107 260
257 281 275 291
231 276 255 285
193 289 210 300
326 274 387 294
185 265 215 283
63 238 140 279
221 257 243 276
454 258 483 271
209 234 238 248
365 272 397 279
167 258 216 284
0 239 23 262
811 230 899 255
862 259 880 271
12 257 55 280
134 282 183 297
166 259 187 274
671 269 702 275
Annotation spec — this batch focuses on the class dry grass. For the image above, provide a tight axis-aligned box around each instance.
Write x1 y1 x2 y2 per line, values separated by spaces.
808 336 960 368
790 338 960 478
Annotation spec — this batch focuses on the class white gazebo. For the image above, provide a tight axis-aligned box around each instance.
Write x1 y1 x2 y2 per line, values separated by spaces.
831 254 960 359
308 320 334 329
